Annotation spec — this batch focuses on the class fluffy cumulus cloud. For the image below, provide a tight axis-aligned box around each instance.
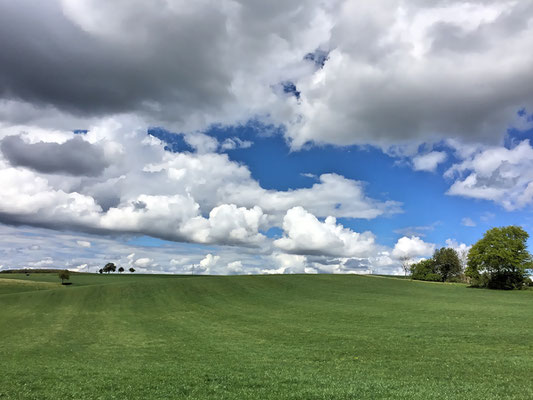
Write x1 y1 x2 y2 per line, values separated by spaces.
412 151 447 172
0 119 400 249
181 204 267 246
445 140 533 210
445 238 471 255
134 258 153 268
226 260 244 275
274 207 377 257
0 118 406 275
392 236 435 259
198 254 220 273
267 252 312 275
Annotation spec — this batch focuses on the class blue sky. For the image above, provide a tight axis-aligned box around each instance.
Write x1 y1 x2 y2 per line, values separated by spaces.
1 1 533 274
149 121 533 249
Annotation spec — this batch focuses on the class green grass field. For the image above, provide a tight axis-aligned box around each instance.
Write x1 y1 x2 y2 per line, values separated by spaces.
0 273 532 399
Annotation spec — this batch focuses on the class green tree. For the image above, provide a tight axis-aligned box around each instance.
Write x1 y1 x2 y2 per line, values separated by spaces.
118 267 124 273
466 226 532 290
433 247 462 282
129 267 135 273
410 259 441 282
103 263 116 273
58 270 70 284
410 247 464 282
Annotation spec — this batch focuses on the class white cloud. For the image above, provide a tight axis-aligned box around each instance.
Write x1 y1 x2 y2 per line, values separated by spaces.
274 206 376 257
0 167 102 225
240 173 401 222
0 120 398 248
198 253 220 274
0 221 411 276
180 204 267 246
394 222 440 237
226 260 244 274
445 238 471 268
28 258 54 268
445 238 471 255
461 217 476 227
412 151 447 172
134 257 153 268
71 263 88 272
220 137 253 151
446 140 533 210
269 252 309 274
183 132 219 154
76 240 91 247
392 236 435 259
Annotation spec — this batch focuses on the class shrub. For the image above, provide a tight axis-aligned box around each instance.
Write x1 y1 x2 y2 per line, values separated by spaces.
425 273 442 282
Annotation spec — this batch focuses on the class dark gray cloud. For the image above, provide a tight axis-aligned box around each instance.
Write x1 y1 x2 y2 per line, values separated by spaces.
0 0 324 130
283 1 533 148
1 135 109 176
2 1 533 150
0 0 233 122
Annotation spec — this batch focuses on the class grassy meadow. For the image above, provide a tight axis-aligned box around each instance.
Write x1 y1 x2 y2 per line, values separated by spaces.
0 273 532 399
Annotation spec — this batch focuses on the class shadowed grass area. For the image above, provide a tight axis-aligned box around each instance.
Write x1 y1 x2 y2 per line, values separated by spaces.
0 273 532 399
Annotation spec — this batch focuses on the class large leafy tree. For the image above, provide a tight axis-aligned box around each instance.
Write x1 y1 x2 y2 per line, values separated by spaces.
434 247 462 282
466 226 532 290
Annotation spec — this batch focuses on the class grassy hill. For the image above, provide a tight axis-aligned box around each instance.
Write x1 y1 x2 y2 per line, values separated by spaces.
0 273 532 399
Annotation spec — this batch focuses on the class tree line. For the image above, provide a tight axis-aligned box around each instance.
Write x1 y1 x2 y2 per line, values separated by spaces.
409 226 533 290
98 263 135 274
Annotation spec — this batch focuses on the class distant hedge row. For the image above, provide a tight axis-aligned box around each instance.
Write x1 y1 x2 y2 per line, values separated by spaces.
0 269 69 274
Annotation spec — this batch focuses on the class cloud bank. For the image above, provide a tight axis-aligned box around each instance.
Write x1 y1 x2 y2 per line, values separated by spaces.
1 1 532 148
1 1 531 274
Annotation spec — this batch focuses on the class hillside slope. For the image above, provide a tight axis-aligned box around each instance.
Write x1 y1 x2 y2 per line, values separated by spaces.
0 273 532 399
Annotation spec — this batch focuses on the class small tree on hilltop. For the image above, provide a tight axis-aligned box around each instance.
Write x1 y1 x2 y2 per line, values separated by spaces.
118 267 124 273
466 226 532 290
129 267 135 273
400 256 411 276
58 270 70 284
103 263 116 274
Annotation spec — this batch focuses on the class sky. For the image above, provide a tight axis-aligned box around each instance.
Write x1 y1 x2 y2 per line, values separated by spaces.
1 0 533 275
